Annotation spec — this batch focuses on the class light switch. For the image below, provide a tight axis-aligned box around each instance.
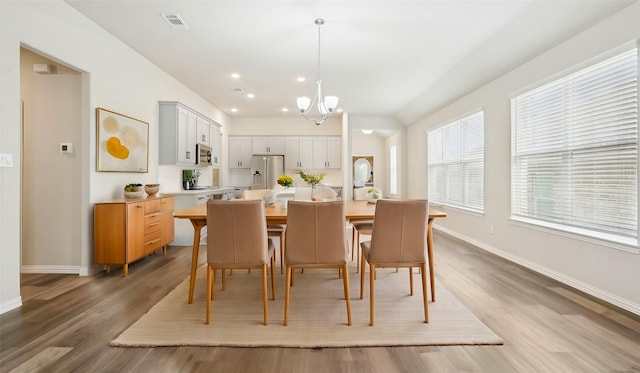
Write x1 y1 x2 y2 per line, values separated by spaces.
0 153 13 167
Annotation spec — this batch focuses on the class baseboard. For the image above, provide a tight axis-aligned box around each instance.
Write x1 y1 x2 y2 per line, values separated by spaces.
435 226 640 316
0 296 22 314
21 265 82 275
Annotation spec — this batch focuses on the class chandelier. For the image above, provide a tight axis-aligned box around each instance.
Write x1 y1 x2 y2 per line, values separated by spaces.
296 18 339 125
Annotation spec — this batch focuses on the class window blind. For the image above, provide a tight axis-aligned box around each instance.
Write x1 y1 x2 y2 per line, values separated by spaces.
511 48 638 244
428 111 484 211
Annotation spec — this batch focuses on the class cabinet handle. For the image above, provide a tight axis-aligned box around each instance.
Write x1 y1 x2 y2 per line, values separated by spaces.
137 205 143 209
147 213 160 218
147 222 161 227
186 151 191 159
202 134 206 142
146 238 162 245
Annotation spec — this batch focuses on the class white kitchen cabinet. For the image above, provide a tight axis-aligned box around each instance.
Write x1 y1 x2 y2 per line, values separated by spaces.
159 102 197 165
229 136 252 169
285 137 314 170
252 136 285 154
196 116 211 146
210 124 222 167
313 137 341 169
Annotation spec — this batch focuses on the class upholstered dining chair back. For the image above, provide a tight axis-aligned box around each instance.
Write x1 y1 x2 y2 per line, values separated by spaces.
206 199 269 266
368 199 428 265
242 189 267 200
285 201 347 266
283 200 352 326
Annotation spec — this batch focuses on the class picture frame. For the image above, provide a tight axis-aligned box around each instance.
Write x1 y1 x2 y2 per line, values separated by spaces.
96 107 149 173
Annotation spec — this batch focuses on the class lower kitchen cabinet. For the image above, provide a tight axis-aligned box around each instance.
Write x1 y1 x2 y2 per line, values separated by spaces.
94 195 174 276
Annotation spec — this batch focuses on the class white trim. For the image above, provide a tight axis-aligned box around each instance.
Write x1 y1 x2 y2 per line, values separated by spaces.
0 296 22 315
20 265 82 274
435 225 640 316
509 40 638 98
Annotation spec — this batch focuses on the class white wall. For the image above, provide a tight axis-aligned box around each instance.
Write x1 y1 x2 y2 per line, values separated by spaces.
0 0 229 313
406 3 640 314
21 48 83 269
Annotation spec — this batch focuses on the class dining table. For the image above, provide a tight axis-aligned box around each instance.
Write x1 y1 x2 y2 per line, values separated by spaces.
173 199 446 304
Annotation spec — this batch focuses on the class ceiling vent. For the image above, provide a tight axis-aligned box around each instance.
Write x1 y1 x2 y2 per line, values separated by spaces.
161 13 189 30
232 88 245 93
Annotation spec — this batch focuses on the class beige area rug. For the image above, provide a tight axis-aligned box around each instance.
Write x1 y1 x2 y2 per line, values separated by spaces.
111 264 503 348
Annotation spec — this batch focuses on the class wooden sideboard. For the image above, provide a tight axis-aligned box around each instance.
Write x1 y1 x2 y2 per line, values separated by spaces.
94 195 174 276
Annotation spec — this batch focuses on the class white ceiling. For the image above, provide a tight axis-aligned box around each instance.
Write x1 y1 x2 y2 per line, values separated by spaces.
64 0 635 125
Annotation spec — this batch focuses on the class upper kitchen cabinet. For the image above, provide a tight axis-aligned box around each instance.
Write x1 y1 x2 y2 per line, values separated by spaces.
228 136 252 169
210 124 222 167
285 137 314 170
159 102 197 165
252 136 285 155
313 137 341 169
196 116 211 146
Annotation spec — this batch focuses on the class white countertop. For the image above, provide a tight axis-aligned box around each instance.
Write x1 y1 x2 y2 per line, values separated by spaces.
162 186 235 196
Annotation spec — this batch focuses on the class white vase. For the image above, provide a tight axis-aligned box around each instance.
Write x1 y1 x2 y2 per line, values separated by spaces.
263 189 275 205
280 198 288 209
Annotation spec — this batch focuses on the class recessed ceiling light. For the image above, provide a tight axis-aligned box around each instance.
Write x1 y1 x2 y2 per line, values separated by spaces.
282 108 289 112
247 93 255 99
230 73 240 79
231 108 238 113
297 77 306 82
362 129 373 135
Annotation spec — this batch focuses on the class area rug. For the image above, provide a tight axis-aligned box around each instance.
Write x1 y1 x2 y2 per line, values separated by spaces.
111 265 503 348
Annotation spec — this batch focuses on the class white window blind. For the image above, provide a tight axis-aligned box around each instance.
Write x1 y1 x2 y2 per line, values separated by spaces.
428 111 484 211
511 48 638 245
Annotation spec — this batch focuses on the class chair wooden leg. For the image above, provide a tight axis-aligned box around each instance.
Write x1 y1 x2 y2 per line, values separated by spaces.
356 230 360 273
284 267 292 326
279 233 284 275
409 267 414 296
222 269 226 291
351 225 356 261
360 251 366 299
261 264 268 326
270 253 276 300
211 269 216 300
421 263 429 323
369 263 376 326
206 265 212 324
342 263 352 326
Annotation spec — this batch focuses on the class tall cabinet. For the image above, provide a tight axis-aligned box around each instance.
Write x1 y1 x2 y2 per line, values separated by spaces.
94 195 174 277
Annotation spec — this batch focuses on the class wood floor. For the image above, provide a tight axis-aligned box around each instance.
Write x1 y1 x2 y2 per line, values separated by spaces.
2 233 639 372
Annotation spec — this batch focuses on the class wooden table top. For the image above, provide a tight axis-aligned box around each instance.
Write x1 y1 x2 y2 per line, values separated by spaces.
174 199 446 221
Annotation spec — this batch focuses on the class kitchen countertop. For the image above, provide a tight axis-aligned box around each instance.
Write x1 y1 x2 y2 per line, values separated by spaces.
162 187 235 196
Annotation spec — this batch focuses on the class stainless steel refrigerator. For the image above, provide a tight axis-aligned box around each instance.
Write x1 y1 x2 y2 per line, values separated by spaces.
250 155 284 190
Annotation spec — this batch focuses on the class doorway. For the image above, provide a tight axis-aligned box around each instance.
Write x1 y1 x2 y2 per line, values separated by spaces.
20 47 84 274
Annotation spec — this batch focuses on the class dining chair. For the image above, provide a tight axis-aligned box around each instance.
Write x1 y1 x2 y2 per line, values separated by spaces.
284 200 352 326
350 187 379 272
205 199 276 325
359 199 429 326
242 189 287 274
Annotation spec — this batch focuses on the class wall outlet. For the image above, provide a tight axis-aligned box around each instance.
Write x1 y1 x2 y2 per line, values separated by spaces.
0 153 13 167
489 225 495 235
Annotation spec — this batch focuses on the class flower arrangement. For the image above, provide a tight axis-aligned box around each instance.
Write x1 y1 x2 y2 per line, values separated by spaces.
297 171 324 187
277 175 294 188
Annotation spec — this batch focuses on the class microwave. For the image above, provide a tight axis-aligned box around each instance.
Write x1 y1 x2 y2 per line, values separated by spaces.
196 143 212 166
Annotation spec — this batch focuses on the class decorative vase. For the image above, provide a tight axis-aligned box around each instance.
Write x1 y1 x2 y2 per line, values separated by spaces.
280 198 288 209
263 190 275 205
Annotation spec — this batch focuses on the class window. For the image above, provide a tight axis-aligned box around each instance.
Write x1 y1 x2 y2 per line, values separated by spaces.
427 111 484 212
389 145 397 195
511 48 638 246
